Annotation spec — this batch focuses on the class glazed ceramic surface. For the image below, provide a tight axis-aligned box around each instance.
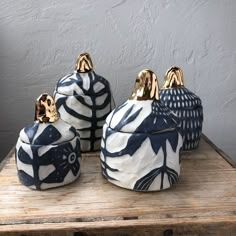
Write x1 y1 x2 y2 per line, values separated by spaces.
100 70 183 191
54 53 114 152
15 94 81 190
160 67 203 150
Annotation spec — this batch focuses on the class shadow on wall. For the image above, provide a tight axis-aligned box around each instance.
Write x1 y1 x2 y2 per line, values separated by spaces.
0 39 15 161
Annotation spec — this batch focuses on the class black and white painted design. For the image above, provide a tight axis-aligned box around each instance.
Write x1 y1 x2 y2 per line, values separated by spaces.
100 100 183 191
160 87 203 150
15 119 81 190
54 71 115 152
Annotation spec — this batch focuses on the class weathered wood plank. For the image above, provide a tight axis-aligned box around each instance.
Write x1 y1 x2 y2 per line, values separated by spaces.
0 137 235 235
1 216 236 236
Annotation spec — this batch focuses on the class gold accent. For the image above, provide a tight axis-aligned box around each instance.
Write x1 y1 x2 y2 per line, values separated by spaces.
35 94 59 123
129 69 160 101
75 52 93 73
162 66 184 89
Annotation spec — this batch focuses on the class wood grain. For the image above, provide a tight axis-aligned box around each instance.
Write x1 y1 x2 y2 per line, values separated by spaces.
0 137 235 236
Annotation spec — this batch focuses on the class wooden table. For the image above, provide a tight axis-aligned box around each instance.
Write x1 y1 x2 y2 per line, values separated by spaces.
0 135 235 236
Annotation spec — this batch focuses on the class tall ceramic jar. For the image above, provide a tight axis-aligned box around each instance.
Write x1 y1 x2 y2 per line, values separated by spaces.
100 69 183 191
54 53 115 152
15 94 81 190
160 67 203 150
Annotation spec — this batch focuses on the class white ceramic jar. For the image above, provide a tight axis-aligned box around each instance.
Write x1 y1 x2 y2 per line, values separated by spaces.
15 94 81 190
54 53 115 152
100 70 183 191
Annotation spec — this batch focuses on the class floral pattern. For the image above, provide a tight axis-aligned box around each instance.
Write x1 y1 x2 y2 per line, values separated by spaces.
15 120 81 190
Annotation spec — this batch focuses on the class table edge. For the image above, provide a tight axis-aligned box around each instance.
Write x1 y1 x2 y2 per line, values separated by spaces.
202 134 236 168
0 215 235 234
0 147 14 172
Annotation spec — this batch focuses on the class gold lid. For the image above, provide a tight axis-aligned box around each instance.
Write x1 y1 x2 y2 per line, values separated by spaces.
162 66 184 89
129 69 160 101
34 94 59 123
75 52 93 73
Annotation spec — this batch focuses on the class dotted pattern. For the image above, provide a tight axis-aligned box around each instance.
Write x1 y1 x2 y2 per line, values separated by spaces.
160 88 203 150
160 87 202 109
152 101 172 116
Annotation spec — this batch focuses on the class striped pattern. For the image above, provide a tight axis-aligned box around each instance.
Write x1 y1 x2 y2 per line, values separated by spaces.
54 71 114 152
160 87 203 150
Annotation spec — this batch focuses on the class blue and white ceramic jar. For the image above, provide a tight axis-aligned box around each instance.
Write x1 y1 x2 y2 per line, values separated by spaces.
15 94 81 190
100 69 183 191
54 53 115 152
160 67 203 150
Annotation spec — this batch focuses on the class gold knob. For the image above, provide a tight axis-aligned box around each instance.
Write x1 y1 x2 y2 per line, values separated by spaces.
34 94 59 123
75 52 93 73
130 69 160 101
162 66 184 89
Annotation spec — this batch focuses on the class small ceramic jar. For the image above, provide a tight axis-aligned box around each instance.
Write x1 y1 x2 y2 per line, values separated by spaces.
15 94 81 190
54 53 115 152
160 67 203 150
100 69 183 191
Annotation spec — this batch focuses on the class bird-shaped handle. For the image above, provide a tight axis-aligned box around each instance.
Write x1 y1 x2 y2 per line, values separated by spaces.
130 69 160 101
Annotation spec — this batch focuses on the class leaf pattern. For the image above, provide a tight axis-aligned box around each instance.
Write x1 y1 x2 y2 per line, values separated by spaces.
18 147 32 164
15 125 81 190
54 71 114 151
134 167 162 191
18 170 35 187
33 125 62 145
101 100 183 191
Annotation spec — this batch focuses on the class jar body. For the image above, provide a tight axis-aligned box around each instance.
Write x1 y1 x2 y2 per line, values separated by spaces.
160 87 203 150
15 136 81 190
172 107 203 150
101 124 183 191
54 71 114 152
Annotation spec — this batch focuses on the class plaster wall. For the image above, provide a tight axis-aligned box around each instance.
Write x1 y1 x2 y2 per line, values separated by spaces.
0 0 235 161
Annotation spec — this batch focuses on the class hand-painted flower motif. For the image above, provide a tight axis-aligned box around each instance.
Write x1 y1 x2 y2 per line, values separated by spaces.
15 94 81 190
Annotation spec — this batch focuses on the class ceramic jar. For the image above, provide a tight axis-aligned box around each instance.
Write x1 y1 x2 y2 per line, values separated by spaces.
160 67 203 150
15 94 81 190
100 69 183 191
54 53 115 152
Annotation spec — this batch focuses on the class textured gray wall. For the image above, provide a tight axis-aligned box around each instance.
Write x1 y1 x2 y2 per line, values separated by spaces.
0 0 235 161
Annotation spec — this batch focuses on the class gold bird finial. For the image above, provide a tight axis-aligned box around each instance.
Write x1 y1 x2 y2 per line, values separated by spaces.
35 94 59 123
130 69 160 101
75 52 93 73
162 66 184 89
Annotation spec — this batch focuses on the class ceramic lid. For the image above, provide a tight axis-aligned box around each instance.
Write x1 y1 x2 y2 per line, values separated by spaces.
55 52 109 96
19 94 77 145
106 69 180 134
160 67 202 109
